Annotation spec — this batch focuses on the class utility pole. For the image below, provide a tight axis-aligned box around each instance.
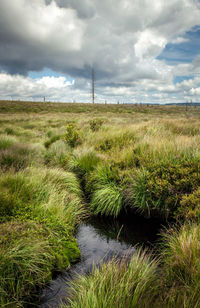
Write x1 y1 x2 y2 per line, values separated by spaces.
92 68 95 104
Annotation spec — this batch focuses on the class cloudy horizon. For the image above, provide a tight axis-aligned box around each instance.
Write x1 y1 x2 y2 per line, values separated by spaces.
0 0 200 104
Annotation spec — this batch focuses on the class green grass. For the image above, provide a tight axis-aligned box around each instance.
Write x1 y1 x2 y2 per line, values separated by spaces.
65 249 159 308
158 223 200 307
1 100 200 307
90 182 123 217
0 167 85 306
0 135 17 150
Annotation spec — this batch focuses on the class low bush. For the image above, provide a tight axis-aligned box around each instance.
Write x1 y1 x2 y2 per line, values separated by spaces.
65 123 81 147
127 159 200 219
89 118 104 132
178 188 200 221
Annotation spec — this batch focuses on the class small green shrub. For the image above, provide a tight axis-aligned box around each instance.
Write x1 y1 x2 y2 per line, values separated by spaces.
127 159 200 219
89 118 104 132
178 188 200 220
65 123 81 147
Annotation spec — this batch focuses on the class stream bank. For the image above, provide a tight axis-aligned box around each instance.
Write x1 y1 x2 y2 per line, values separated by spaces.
37 214 162 308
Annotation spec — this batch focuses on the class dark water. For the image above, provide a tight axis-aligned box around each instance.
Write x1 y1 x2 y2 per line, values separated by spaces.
37 215 161 308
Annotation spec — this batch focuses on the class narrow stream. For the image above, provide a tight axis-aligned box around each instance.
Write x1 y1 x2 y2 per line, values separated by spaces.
37 215 161 308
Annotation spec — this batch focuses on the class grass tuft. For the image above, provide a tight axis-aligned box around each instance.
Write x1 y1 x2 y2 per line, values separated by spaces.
65 249 159 308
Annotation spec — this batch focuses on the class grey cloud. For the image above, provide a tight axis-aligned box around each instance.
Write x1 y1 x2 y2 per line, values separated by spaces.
0 0 200 103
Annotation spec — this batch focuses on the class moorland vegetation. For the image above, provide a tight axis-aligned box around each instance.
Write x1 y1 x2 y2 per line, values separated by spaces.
0 100 200 307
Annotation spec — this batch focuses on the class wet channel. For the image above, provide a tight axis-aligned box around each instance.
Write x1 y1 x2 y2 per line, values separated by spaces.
37 215 161 308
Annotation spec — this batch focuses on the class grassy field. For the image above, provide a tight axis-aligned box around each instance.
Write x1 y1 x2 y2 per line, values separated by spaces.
0 100 200 307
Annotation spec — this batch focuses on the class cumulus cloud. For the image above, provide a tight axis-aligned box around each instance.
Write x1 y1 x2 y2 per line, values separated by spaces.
0 0 200 103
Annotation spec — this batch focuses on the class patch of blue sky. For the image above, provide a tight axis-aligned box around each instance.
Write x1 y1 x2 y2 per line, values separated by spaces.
157 25 200 65
174 75 194 84
28 67 73 83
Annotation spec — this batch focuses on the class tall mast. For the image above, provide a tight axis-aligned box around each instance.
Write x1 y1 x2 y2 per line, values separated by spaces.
92 68 95 104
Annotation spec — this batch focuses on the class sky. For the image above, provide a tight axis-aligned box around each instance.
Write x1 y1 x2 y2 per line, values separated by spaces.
0 0 200 104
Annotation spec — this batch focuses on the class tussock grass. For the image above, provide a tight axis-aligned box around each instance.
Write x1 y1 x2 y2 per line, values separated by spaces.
0 167 85 306
44 134 62 148
44 140 71 168
158 224 200 307
64 249 159 308
0 221 53 307
90 183 123 217
0 143 37 172
0 135 17 150
68 149 101 177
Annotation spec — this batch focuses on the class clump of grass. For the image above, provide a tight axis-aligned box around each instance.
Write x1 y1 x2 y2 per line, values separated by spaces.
44 140 71 168
0 143 36 172
0 221 53 307
0 167 85 306
95 131 135 152
0 135 17 150
44 134 62 148
159 224 200 307
162 223 200 285
68 149 101 178
0 167 85 226
87 164 123 217
90 182 123 217
65 249 159 308
126 168 155 218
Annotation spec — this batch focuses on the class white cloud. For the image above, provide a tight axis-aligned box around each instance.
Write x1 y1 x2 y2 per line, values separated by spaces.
171 37 189 44
0 0 200 103
36 76 73 88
